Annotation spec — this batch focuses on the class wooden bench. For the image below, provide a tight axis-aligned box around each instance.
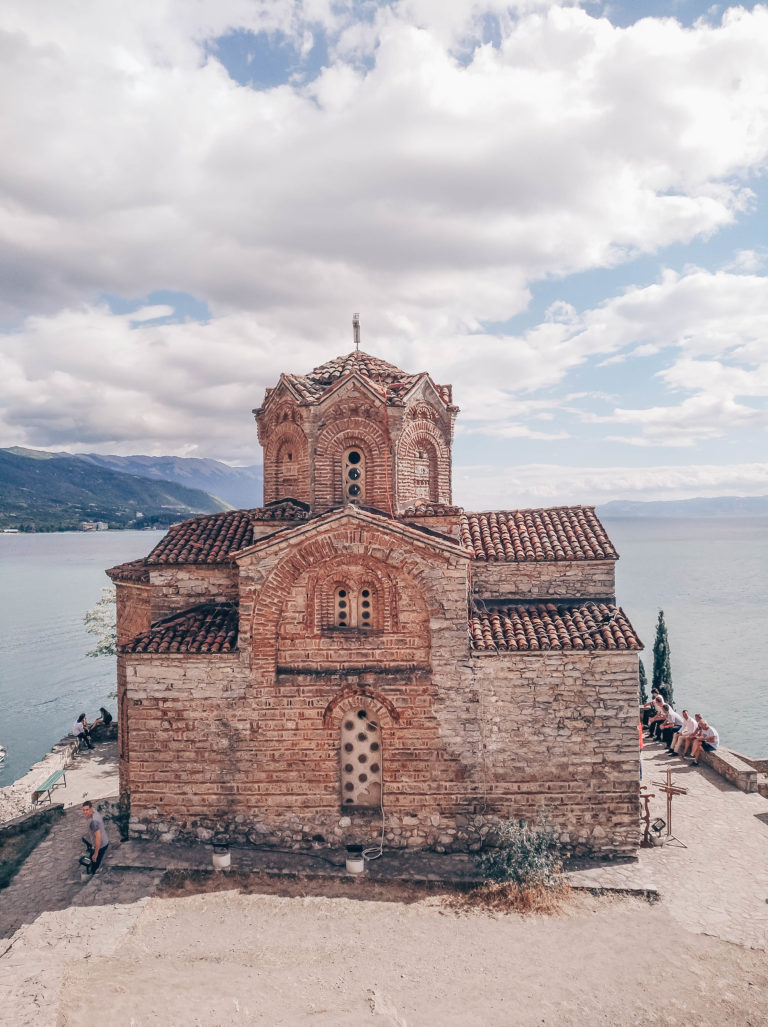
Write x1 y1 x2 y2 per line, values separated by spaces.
32 768 67 804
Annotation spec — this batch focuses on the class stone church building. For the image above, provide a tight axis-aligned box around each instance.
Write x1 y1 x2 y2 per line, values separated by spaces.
108 350 642 858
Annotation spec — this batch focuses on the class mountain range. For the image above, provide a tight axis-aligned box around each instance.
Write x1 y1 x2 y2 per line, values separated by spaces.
1 446 765 531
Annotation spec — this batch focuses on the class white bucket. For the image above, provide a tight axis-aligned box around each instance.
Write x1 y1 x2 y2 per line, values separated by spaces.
212 850 231 870
345 855 365 874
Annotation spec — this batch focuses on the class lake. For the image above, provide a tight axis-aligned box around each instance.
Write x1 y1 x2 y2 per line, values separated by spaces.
1 519 766 785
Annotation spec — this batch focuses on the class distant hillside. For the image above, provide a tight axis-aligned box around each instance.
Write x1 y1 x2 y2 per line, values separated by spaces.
0 448 230 531
598 496 768 519
74 453 263 509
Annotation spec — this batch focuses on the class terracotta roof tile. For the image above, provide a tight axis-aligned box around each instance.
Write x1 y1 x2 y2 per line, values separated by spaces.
401 502 463 517
460 507 617 562
122 603 238 655
145 501 309 565
470 601 641 652
106 559 150 583
282 350 452 407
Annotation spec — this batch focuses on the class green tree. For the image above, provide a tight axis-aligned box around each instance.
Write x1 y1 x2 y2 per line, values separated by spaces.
84 586 117 658
651 609 673 706
638 657 648 704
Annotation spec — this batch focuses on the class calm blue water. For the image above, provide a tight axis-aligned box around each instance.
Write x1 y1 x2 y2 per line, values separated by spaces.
0 531 163 784
0 520 766 785
605 517 768 757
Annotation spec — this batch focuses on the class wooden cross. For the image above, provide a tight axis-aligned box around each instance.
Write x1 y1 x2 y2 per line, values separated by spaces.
652 766 688 847
639 787 655 847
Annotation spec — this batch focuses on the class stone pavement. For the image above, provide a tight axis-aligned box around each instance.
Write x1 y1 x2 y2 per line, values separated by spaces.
1 734 767 952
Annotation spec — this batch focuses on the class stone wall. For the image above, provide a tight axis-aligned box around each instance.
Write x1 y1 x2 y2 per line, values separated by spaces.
148 566 238 622
123 647 639 859
471 558 615 600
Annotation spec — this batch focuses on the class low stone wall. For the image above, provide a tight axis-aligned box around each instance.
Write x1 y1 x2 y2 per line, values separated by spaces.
699 747 759 793
128 806 633 859
0 802 65 841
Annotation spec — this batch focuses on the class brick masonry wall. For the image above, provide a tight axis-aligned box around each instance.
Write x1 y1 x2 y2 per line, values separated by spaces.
471 559 616 599
115 582 152 648
149 566 238 621
121 515 638 858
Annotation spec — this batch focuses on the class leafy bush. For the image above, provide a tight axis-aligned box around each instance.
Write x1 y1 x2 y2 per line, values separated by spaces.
476 816 564 890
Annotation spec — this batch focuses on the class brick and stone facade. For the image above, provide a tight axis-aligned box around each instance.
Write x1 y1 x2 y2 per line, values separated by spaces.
109 350 642 859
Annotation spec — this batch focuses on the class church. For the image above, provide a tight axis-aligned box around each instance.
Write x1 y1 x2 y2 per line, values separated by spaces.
108 345 642 858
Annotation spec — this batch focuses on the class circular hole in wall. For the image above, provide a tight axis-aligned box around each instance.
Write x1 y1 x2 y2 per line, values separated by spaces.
348 468 361 480
358 773 368 782
370 742 380 751
338 589 347 598
357 710 367 719
358 753 368 763
348 484 361 497
344 782 354 792
357 733 368 742
370 763 380 773
345 721 354 730
367 723 377 733
344 763 353 773
344 743 354 753
362 589 370 598
348 451 361 464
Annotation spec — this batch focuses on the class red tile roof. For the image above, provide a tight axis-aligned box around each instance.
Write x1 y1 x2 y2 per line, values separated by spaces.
401 502 463 517
106 559 150 583
277 351 453 407
122 603 238 655
144 501 309 565
460 507 617 562
470 600 641 652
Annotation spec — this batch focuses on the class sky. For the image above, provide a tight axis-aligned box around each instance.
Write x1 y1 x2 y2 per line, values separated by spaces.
1 0 767 509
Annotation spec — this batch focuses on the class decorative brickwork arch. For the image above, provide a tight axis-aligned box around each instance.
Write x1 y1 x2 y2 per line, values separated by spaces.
264 422 309 504
245 519 458 681
314 417 392 512
311 558 397 633
397 418 451 510
322 687 399 729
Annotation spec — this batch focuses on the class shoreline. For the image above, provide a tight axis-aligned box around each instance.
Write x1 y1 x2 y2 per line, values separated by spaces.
0 736 77 824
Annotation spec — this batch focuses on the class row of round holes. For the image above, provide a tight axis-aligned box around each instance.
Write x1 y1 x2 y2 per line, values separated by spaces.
337 588 371 626
342 710 380 801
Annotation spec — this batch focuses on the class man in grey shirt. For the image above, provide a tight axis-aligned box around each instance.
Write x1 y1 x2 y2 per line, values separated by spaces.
81 801 109 874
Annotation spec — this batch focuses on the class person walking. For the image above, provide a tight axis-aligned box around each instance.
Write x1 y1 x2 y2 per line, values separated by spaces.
81 801 109 875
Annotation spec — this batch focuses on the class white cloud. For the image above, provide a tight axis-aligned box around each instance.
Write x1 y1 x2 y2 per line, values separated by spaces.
1 2 767 329
453 460 768 508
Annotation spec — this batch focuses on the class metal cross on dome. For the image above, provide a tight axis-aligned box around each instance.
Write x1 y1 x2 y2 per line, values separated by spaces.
353 312 360 352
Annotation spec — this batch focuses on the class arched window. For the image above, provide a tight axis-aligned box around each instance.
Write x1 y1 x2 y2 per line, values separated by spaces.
341 708 382 807
343 448 365 503
335 586 374 628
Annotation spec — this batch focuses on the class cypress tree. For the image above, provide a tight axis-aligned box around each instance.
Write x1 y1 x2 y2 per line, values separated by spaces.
638 658 648 704
651 610 673 706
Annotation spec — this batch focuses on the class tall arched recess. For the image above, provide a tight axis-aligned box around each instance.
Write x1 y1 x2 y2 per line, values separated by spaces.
264 423 309 504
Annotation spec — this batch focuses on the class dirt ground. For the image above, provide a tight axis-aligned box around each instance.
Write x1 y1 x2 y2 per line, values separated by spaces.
3 879 767 1027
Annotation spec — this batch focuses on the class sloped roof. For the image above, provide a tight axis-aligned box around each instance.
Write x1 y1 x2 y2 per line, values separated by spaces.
121 603 238 655
460 507 617 562
470 600 640 652
275 350 453 406
144 500 309 565
106 559 150 583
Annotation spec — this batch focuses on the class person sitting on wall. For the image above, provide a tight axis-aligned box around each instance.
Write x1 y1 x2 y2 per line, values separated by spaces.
689 720 719 766
672 710 697 755
647 700 669 740
661 706 684 750
646 698 666 738
641 691 663 727
678 713 704 758
91 707 114 739
73 713 94 750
